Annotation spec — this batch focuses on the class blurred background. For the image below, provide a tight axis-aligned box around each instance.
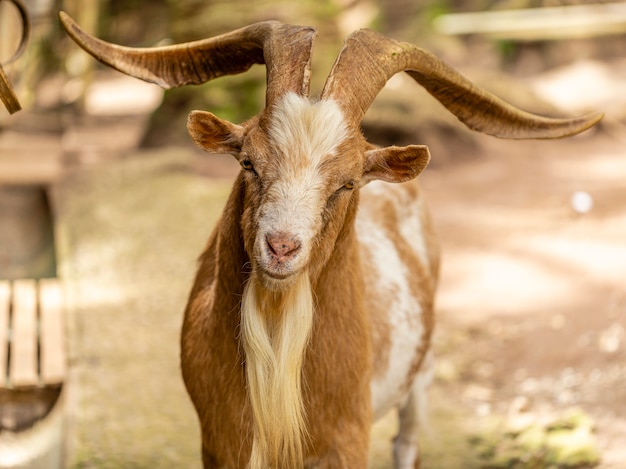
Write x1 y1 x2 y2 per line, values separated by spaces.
0 0 625 468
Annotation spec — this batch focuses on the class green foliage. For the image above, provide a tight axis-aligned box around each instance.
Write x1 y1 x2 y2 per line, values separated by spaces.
421 0 453 23
495 39 518 61
470 408 601 469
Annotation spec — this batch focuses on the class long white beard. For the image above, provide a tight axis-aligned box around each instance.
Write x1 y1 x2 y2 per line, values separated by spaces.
241 272 314 469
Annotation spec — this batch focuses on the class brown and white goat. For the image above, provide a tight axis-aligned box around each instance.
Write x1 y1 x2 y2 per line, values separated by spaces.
61 13 602 469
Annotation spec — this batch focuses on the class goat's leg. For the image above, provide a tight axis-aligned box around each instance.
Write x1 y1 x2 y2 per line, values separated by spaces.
393 351 434 469
393 391 422 469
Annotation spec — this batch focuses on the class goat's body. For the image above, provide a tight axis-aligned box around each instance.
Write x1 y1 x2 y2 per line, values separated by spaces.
182 175 438 468
360 181 438 420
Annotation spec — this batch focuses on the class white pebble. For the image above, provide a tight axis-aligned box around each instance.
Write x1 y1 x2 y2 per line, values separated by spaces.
571 191 593 214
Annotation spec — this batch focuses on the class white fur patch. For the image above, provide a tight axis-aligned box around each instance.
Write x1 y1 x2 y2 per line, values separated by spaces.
368 181 431 272
357 182 428 420
255 94 350 275
268 92 348 166
356 218 425 418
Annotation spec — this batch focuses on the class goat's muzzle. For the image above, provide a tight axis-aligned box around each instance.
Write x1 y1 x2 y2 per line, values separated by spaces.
267 232 301 262
258 231 304 282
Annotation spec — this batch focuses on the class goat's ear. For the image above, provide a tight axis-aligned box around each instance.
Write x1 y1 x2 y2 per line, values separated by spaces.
362 145 431 184
187 110 244 154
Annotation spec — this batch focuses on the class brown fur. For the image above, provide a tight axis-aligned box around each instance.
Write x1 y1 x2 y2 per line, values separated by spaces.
182 172 375 467
181 176 254 467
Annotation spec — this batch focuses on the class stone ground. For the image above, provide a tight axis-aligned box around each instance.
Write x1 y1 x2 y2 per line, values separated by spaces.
1 62 624 467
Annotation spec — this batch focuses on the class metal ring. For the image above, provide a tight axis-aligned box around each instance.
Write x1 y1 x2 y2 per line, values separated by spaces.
0 0 30 65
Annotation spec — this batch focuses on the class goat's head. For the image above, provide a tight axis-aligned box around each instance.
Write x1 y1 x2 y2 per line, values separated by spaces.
60 13 602 292
186 91 430 289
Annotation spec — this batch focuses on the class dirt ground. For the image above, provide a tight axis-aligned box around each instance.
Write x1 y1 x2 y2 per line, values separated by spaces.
412 128 626 468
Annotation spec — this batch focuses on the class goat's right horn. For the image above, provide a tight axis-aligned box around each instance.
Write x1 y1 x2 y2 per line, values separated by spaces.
59 12 316 109
321 29 603 139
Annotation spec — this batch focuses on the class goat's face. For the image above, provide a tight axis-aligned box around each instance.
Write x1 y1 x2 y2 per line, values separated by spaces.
188 92 430 290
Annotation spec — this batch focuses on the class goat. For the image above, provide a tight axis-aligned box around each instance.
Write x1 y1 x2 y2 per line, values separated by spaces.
60 13 602 469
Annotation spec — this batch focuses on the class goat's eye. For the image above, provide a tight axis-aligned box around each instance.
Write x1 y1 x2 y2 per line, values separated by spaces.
241 159 255 171
343 181 355 190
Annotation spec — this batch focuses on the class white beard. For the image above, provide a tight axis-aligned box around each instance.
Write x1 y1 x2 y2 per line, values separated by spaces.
240 271 314 469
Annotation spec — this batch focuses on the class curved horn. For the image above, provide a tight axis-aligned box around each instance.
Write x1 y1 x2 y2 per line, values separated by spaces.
321 29 602 139
59 12 316 107
0 0 30 114
2 0 30 65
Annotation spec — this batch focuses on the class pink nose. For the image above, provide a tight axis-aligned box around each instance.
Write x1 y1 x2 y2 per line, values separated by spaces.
266 232 301 262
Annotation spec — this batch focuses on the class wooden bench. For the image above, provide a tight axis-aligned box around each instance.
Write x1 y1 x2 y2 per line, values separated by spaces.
0 278 65 388
0 278 65 432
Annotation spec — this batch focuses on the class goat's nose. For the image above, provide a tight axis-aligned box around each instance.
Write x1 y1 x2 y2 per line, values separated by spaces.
266 232 301 261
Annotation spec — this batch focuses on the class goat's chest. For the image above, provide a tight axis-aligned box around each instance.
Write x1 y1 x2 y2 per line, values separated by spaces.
356 181 437 419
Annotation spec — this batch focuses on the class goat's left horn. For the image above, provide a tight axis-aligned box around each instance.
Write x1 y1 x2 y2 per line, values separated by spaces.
59 12 316 108
321 29 603 139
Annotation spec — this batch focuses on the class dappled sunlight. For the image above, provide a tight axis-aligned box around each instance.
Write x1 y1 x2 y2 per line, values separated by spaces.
522 236 626 288
530 60 626 114
438 227 626 322
63 240 134 310
439 248 574 318
82 74 163 116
